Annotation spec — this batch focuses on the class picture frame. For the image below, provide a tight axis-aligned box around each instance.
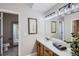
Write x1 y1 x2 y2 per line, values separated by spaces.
28 18 37 34
51 21 56 33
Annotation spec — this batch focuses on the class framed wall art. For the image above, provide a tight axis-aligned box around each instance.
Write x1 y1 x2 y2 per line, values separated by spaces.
28 18 37 34
51 21 56 33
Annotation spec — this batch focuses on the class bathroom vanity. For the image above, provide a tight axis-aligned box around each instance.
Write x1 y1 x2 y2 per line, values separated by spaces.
37 41 57 56
37 37 72 56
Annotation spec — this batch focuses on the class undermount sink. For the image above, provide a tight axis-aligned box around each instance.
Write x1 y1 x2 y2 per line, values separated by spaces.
50 38 70 50
53 42 67 50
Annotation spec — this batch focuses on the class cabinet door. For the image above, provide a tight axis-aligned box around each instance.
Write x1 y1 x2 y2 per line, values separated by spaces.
37 41 40 56
44 47 53 56
37 41 44 56
37 41 57 56
40 43 44 56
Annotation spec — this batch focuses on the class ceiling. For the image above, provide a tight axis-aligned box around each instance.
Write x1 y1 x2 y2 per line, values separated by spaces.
0 3 57 13
31 3 57 13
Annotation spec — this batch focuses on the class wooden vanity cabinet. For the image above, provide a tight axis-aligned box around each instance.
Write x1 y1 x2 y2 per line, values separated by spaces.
37 41 40 56
37 41 57 56
37 41 44 56
43 46 53 56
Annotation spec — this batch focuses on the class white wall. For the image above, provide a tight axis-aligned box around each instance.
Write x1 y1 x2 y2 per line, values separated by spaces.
64 12 79 41
19 9 44 56
0 3 44 56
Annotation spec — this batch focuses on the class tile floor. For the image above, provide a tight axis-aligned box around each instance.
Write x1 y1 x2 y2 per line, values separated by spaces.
3 46 18 56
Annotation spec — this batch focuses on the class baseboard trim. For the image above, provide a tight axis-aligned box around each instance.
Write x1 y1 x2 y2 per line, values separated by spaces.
27 52 37 56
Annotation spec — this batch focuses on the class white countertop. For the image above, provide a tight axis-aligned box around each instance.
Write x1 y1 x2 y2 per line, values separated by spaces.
37 37 72 56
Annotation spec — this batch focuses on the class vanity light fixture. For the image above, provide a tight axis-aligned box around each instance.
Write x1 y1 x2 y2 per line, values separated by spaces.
45 3 79 20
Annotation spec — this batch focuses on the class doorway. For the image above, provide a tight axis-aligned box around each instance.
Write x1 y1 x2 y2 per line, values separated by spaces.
73 20 79 33
0 12 19 56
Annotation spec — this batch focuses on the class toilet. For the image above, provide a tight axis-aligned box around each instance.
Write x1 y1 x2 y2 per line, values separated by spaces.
3 43 10 52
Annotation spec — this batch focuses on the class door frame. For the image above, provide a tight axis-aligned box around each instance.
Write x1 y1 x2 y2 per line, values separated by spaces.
0 9 19 56
0 12 3 56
